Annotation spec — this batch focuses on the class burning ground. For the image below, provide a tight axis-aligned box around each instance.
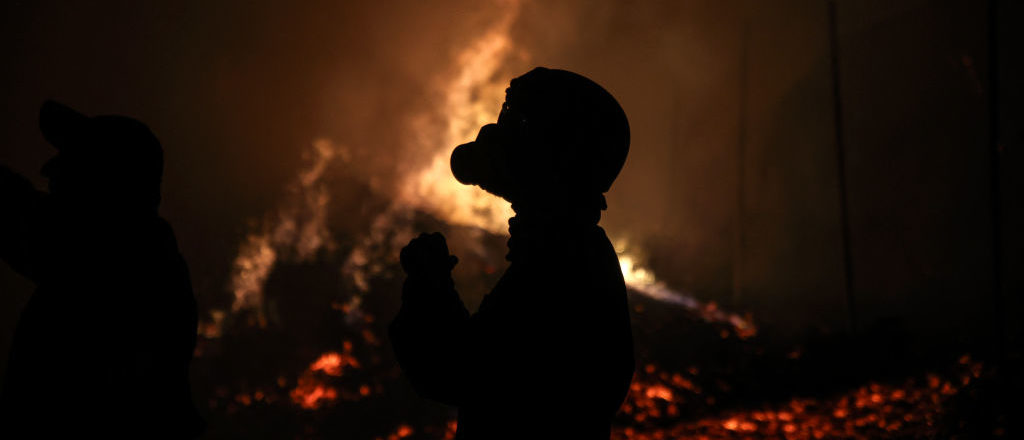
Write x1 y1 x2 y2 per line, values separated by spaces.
0 0 1018 438
191 211 1006 439
188 141 1008 439
187 2 1012 438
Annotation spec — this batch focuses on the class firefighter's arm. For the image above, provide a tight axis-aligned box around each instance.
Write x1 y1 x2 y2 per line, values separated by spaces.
0 165 45 280
389 233 475 406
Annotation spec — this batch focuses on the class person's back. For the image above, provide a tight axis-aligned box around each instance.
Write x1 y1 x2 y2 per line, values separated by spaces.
455 219 632 438
390 68 634 439
0 101 203 438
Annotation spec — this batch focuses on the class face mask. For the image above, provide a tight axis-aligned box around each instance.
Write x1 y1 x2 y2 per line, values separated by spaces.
450 123 516 199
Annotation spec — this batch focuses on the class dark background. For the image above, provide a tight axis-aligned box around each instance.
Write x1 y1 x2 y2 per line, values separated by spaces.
1 0 1021 424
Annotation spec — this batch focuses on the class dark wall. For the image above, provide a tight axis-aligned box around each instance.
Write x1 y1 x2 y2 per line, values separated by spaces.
840 1 993 349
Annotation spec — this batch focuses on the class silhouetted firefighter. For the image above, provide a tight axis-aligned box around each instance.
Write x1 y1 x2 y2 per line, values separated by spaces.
390 67 635 439
0 102 203 438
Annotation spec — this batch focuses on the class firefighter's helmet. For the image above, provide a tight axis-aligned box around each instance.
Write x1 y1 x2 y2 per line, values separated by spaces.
451 67 630 205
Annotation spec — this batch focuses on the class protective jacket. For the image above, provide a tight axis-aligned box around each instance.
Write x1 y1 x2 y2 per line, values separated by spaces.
390 213 635 439
0 167 203 438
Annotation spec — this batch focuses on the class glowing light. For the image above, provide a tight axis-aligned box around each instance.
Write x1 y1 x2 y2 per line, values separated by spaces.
618 244 756 337
228 138 341 325
615 360 985 440
375 424 415 440
393 0 521 233
310 351 359 377
291 345 362 409
290 379 338 410
342 1 522 293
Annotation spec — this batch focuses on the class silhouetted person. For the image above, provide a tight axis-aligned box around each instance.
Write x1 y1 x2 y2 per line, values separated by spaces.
0 102 203 438
390 67 634 439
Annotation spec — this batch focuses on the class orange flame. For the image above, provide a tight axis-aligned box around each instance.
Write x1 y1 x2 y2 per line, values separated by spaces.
290 379 337 410
227 139 342 325
393 1 521 233
290 343 362 410
615 359 985 440
341 2 523 295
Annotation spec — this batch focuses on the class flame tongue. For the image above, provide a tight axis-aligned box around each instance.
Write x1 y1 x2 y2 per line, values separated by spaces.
195 3 999 439
218 0 754 340
228 139 341 326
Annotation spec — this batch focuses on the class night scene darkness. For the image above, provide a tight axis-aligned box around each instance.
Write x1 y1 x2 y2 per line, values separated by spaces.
0 1 1022 439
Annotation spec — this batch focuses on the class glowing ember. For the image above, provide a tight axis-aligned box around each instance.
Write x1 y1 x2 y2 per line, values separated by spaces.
290 344 361 409
374 424 415 440
310 344 360 377
615 357 989 440
444 420 458 440
177 4 1011 440
310 352 344 376
290 378 338 410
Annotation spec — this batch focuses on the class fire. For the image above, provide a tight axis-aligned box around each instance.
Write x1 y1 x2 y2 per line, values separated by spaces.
393 0 520 233
615 358 987 440
227 138 342 326
618 247 756 337
335 0 754 342
375 424 415 440
187 3 1008 439
310 344 360 377
388 0 758 338
207 2 764 433
214 0 759 421
341 1 523 295
201 0 746 339
290 343 362 409
310 352 345 376
290 379 337 410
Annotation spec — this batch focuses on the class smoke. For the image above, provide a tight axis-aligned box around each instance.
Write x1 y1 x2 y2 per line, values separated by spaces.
229 139 344 326
214 0 758 335
0 0 818 336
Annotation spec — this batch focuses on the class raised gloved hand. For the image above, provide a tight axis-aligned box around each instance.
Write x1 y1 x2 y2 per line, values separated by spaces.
400 232 459 281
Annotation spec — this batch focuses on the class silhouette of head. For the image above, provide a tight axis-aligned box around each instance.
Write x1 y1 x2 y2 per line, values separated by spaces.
450 67 629 212
39 101 163 211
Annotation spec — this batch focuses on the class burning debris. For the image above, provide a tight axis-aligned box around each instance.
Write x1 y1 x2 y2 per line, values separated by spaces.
187 2 1010 440
290 343 362 410
614 356 993 440
197 266 1003 439
226 138 344 327
374 424 416 440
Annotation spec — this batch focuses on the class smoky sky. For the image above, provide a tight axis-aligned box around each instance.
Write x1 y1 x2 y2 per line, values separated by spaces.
1 0 1020 377
0 0 762 304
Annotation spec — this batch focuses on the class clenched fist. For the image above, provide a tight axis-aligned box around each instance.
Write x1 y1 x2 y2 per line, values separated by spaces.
400 232 459 280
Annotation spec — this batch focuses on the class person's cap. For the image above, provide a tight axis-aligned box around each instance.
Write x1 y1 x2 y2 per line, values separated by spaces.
39 100 162 174
507 67 630 194
38 100 164 205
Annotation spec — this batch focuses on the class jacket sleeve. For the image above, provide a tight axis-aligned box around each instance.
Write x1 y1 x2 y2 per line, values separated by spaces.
106 230 203 436
388 272 477 406
0 166 45 282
